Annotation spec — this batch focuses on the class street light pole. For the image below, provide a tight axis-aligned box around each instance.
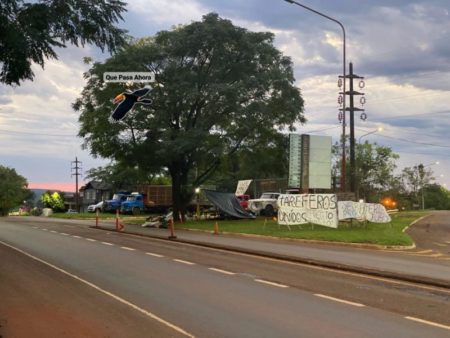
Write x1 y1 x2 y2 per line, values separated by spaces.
358 127 383 144
283 0 347 191
418 161 439 210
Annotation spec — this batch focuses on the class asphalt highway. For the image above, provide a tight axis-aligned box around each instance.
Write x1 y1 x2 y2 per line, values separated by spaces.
1 217 449 337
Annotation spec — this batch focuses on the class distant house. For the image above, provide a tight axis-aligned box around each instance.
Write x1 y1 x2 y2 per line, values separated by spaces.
79 181 112 211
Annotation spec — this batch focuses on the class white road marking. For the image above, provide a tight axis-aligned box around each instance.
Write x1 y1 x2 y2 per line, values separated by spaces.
120 246 135 251
173 259 195 265
42 228 48 231
434 242 447 247
72 235 81 239
254 279 288 288
101 242 113 246
415 249 433 254
86 238 97 242
60 233 69 236
0 240 195 338
50 230 57 233
32 226 38 229
208 268 235 275
405 316 450 330
146 252 164 258
314 293 365 307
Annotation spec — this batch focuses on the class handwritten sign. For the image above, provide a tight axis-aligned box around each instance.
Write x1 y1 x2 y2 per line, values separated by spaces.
338 201 391 223
277 194 338 228
235 180 252 196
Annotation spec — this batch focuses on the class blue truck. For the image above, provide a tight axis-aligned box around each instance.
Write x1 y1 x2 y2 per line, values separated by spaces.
103 193 129 212
120 192 148 215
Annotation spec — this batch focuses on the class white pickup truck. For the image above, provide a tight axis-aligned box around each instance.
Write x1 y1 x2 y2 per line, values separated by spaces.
247 192 281 216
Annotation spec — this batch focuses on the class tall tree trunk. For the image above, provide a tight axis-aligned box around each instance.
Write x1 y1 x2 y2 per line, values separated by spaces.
169 161 191 222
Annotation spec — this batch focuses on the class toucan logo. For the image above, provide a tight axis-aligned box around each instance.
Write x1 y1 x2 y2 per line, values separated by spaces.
111 87 152 121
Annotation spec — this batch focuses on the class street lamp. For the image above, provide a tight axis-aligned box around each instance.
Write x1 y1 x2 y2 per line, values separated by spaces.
283 0 347 191
358 127 383 143
417 161 439 209
195 187 200 219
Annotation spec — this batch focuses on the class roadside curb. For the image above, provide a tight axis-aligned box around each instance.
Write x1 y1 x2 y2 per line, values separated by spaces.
91 225 450 290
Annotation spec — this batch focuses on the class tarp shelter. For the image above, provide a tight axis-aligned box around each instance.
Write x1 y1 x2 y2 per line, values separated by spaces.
203 190 256 219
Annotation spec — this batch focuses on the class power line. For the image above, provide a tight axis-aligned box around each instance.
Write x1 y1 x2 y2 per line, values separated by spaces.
0 128 77 137
302 125 339 133
376 133 450 149
371 109 450 121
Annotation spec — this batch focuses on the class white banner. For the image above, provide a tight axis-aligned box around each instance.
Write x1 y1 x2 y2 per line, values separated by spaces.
235 180 252 196
338 201 391 223
277 194 338 228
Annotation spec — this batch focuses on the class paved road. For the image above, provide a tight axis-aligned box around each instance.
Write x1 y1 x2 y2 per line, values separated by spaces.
406 210 450 255
1 217 449 337
0 243 186 338
77 214 450 286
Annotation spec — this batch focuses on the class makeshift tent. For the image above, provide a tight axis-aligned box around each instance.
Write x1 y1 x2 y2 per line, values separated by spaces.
203 190 255 219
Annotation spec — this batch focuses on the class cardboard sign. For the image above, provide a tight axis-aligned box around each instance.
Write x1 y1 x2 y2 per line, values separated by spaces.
235 180 252 196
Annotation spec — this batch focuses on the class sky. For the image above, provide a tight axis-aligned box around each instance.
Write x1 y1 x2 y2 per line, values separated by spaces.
1 0 449 192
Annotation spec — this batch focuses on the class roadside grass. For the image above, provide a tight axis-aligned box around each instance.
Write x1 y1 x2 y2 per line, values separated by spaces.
171 210 430 246
48 210 430 246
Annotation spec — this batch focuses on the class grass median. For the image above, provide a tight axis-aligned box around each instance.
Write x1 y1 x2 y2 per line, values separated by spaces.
121 210 429 246
50 210 429 246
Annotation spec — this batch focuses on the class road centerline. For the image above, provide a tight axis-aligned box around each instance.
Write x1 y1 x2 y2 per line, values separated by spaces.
254 279 289 288
173 259 195 265
208 268 235 275
314 293 365 307
405 316 450 331
146 252 164 258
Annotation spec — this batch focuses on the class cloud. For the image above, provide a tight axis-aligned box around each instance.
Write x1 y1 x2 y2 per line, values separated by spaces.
127 0 207 26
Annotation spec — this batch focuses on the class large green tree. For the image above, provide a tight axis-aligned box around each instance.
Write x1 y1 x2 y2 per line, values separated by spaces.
75 13 305 220
332 140 399 201
402 164 435 209
0 0 126 85
41 191 65 211
0 165 29 216
422 184 450 210
356 141 399 201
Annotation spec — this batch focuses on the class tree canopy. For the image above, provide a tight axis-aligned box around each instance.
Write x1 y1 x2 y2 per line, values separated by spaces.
332 140 399 201
41 191 65 211
0 165 29 216
0 0 127 85
74 13 305 219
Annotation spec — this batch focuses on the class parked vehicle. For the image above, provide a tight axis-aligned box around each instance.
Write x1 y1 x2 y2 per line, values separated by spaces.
120 193 150 215
131 185 213 214
236 194 250 210
103 193 129 212
139 185 172 212
87 201 104 213
247 192 281 216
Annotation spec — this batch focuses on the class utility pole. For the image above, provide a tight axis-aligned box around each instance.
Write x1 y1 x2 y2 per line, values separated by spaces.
340 62 365 194
71 157 82 212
